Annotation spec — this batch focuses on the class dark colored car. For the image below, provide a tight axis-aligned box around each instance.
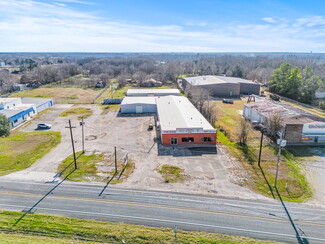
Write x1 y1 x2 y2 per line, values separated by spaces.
148 124 154 131
222 99 234 104
37 123 52 129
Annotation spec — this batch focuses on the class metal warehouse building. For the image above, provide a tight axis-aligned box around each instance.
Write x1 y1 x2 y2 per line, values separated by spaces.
21 97 53 113
120 97 157 113
126 89 180 97
182 76 260 97
243 100 325 145
0 97 53 128
156 96 216 146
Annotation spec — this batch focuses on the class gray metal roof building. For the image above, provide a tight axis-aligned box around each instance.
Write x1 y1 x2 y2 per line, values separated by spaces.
182 76 260 97
120 97 157 113
126 89 180 97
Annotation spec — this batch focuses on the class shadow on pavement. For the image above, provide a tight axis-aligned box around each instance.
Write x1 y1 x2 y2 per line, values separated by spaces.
275 187 310 244
158 145 217 157
98 171 118 197
13 168 77 227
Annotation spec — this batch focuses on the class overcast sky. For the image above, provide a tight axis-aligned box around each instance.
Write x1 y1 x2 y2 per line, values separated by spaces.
0 0 325 52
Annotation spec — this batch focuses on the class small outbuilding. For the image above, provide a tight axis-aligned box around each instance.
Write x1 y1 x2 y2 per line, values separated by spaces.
120 97 157 114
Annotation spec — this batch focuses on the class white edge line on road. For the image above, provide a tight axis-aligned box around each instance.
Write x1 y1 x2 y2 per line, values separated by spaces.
0 203 324 242
1 179 324 212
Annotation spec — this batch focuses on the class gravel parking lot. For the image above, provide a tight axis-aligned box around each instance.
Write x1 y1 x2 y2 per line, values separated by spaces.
3 104 268 201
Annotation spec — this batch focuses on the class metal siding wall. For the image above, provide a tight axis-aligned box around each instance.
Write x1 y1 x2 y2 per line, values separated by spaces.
198 83 240 97
121 104 156 113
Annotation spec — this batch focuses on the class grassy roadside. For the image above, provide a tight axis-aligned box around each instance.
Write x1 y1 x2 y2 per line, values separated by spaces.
159 164 187 183
59 107 93 118
0 131 61 176
215 100 312 202
0 210 279 243
57 151 134 183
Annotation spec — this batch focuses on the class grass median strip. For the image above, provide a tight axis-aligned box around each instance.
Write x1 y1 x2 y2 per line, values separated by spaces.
0 131 61 176
0 210 280 243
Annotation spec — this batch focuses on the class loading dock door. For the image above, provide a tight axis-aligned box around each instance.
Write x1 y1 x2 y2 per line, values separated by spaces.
135 105 143 113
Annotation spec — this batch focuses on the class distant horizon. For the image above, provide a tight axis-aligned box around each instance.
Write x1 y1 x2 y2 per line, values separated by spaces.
1 0 325 52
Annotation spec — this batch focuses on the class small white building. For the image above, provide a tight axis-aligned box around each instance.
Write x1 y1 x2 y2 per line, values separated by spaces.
121 97 157 113
316 92 325 99
0 97 53 128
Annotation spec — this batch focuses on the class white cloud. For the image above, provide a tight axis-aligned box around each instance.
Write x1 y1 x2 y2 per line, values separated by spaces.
185 21 208 26
56 0 94 5
0 0 324 52
261 17 276 23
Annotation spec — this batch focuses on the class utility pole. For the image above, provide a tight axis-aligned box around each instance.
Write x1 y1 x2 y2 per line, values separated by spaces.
274 131 286 188
66 120 77 169
80 117 85 153
258 128 265 167
114 146 117 173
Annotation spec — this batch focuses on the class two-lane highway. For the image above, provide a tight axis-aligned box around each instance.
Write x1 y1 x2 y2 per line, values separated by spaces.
0 179 324 243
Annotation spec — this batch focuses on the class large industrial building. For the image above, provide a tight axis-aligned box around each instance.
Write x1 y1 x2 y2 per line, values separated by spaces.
0 97 53 128
243 100 325 145
120 89 216 146
182 76 260 97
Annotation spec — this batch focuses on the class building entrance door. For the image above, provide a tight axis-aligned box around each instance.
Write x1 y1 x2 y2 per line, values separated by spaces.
135 106 143 113
314 136 319 143
171 138 177 145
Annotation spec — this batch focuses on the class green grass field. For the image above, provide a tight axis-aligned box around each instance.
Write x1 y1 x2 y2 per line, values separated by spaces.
0 210 280 243
59 107 93 118
215 100 312 202
57 151 134 183
159 164 187 183
11 87 103 104
0 131 61 176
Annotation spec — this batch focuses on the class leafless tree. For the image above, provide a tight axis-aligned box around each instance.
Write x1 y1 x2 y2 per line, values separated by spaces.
267 113 282 140
238 118 250 145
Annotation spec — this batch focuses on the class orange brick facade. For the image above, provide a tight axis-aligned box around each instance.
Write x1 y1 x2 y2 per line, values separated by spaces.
161 133 216 146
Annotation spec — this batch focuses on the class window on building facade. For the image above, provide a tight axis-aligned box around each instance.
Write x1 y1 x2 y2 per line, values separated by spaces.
171 138 178 145
182 137 194 142
201 137 213 142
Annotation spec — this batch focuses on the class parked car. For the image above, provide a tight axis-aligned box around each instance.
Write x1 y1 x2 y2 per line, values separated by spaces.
222 99 234 104
37 123 52 129
148 124 154 131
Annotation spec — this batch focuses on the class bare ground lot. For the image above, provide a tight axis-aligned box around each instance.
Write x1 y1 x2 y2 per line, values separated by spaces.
1 104 268 201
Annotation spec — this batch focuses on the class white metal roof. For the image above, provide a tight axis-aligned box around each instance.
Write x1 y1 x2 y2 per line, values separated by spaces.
21 97 52 107
121 96 157 105
126 89 180 96
156 96 215 132
0 97 21 104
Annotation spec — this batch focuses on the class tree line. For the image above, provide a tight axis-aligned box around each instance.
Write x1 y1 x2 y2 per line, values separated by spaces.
269 63 324 106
